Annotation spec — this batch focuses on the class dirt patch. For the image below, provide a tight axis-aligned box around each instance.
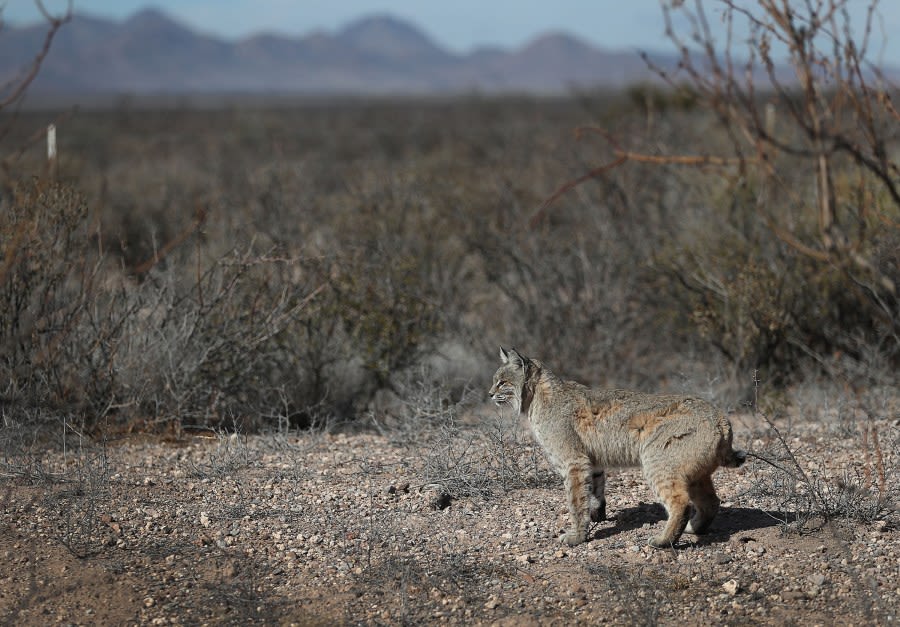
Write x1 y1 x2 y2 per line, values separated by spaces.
1 405 898 625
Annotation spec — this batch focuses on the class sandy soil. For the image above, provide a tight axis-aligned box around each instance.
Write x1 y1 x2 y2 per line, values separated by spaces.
1 400 898 626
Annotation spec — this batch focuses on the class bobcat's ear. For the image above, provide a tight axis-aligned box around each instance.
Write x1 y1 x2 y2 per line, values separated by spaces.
506 348 526 369
499 346 509 364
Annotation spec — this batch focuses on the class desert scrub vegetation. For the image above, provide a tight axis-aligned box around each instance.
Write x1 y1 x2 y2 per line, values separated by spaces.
1 86 897 431
0 4 898 432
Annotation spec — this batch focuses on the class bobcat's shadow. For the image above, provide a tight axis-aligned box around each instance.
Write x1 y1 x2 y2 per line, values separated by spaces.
592 502 795 545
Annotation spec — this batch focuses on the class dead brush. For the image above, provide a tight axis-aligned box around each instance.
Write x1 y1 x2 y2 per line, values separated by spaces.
0 413 114 558
745 373 896 529
420 408 556 501
367 364 556 500
185 427 254 479
366 365 474 442
585 564 669 627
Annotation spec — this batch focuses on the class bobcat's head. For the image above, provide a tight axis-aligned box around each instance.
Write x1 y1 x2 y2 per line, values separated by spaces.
489 347 532 414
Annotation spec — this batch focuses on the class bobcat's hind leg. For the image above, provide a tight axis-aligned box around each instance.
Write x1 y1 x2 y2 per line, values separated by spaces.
560 459 593 546
685 475 720 535
590 469 606 522
648 478 690 549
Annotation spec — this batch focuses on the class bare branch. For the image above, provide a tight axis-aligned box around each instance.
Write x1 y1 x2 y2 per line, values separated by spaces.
0 1 72 110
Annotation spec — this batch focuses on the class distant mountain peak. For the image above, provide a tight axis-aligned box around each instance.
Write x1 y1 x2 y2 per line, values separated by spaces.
520 32 593 54
340 14 429 39
337 13 448 61
125 6 182 27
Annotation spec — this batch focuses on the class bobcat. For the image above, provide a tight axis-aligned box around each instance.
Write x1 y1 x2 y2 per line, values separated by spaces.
489 347 746 549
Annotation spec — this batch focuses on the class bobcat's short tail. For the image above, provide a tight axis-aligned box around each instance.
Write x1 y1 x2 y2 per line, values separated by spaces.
722 448 747 468
715 414 746 469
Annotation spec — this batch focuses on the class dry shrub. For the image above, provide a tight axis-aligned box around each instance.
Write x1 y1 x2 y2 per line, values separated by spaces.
0 180 327 430
98 247 322 430
3 92 897 434
656 172 900 394
0 179 96 411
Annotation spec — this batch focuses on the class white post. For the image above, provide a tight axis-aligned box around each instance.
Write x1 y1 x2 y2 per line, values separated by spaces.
47 124 57 160
47 123 57 179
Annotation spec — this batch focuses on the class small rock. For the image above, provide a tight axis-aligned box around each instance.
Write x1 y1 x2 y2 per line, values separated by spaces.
716 554 733 565
143 597 155 608
723 580 740 596
808 573 826 587
484 596 500 610
424 489 452 511
433 495 452 510
199 512 210 528
517 554 534 564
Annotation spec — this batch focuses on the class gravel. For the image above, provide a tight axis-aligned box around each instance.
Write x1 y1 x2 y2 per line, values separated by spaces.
1 400 898 625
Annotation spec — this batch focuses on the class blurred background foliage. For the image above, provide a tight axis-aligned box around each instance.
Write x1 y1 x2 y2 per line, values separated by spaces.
1 86 897 431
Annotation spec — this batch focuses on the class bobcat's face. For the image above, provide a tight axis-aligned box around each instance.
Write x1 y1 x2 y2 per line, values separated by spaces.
490 348 528 413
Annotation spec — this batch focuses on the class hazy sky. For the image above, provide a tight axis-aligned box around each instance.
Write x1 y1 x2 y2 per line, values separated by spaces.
5 0 900 63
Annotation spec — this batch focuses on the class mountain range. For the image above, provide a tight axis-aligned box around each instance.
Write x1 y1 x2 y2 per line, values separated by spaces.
0 9 670 95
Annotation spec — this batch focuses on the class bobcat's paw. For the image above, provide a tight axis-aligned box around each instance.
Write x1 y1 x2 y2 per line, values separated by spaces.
685 519 711 535
684 519 712 536
559 530 587 546
647 535 676 550
590 498 606 523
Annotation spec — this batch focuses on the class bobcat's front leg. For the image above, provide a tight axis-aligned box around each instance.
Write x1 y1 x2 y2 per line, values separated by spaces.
560 460 593 546
590 468 606 522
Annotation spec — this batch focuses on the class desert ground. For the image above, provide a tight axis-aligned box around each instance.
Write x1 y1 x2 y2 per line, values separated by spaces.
2 386 897 626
